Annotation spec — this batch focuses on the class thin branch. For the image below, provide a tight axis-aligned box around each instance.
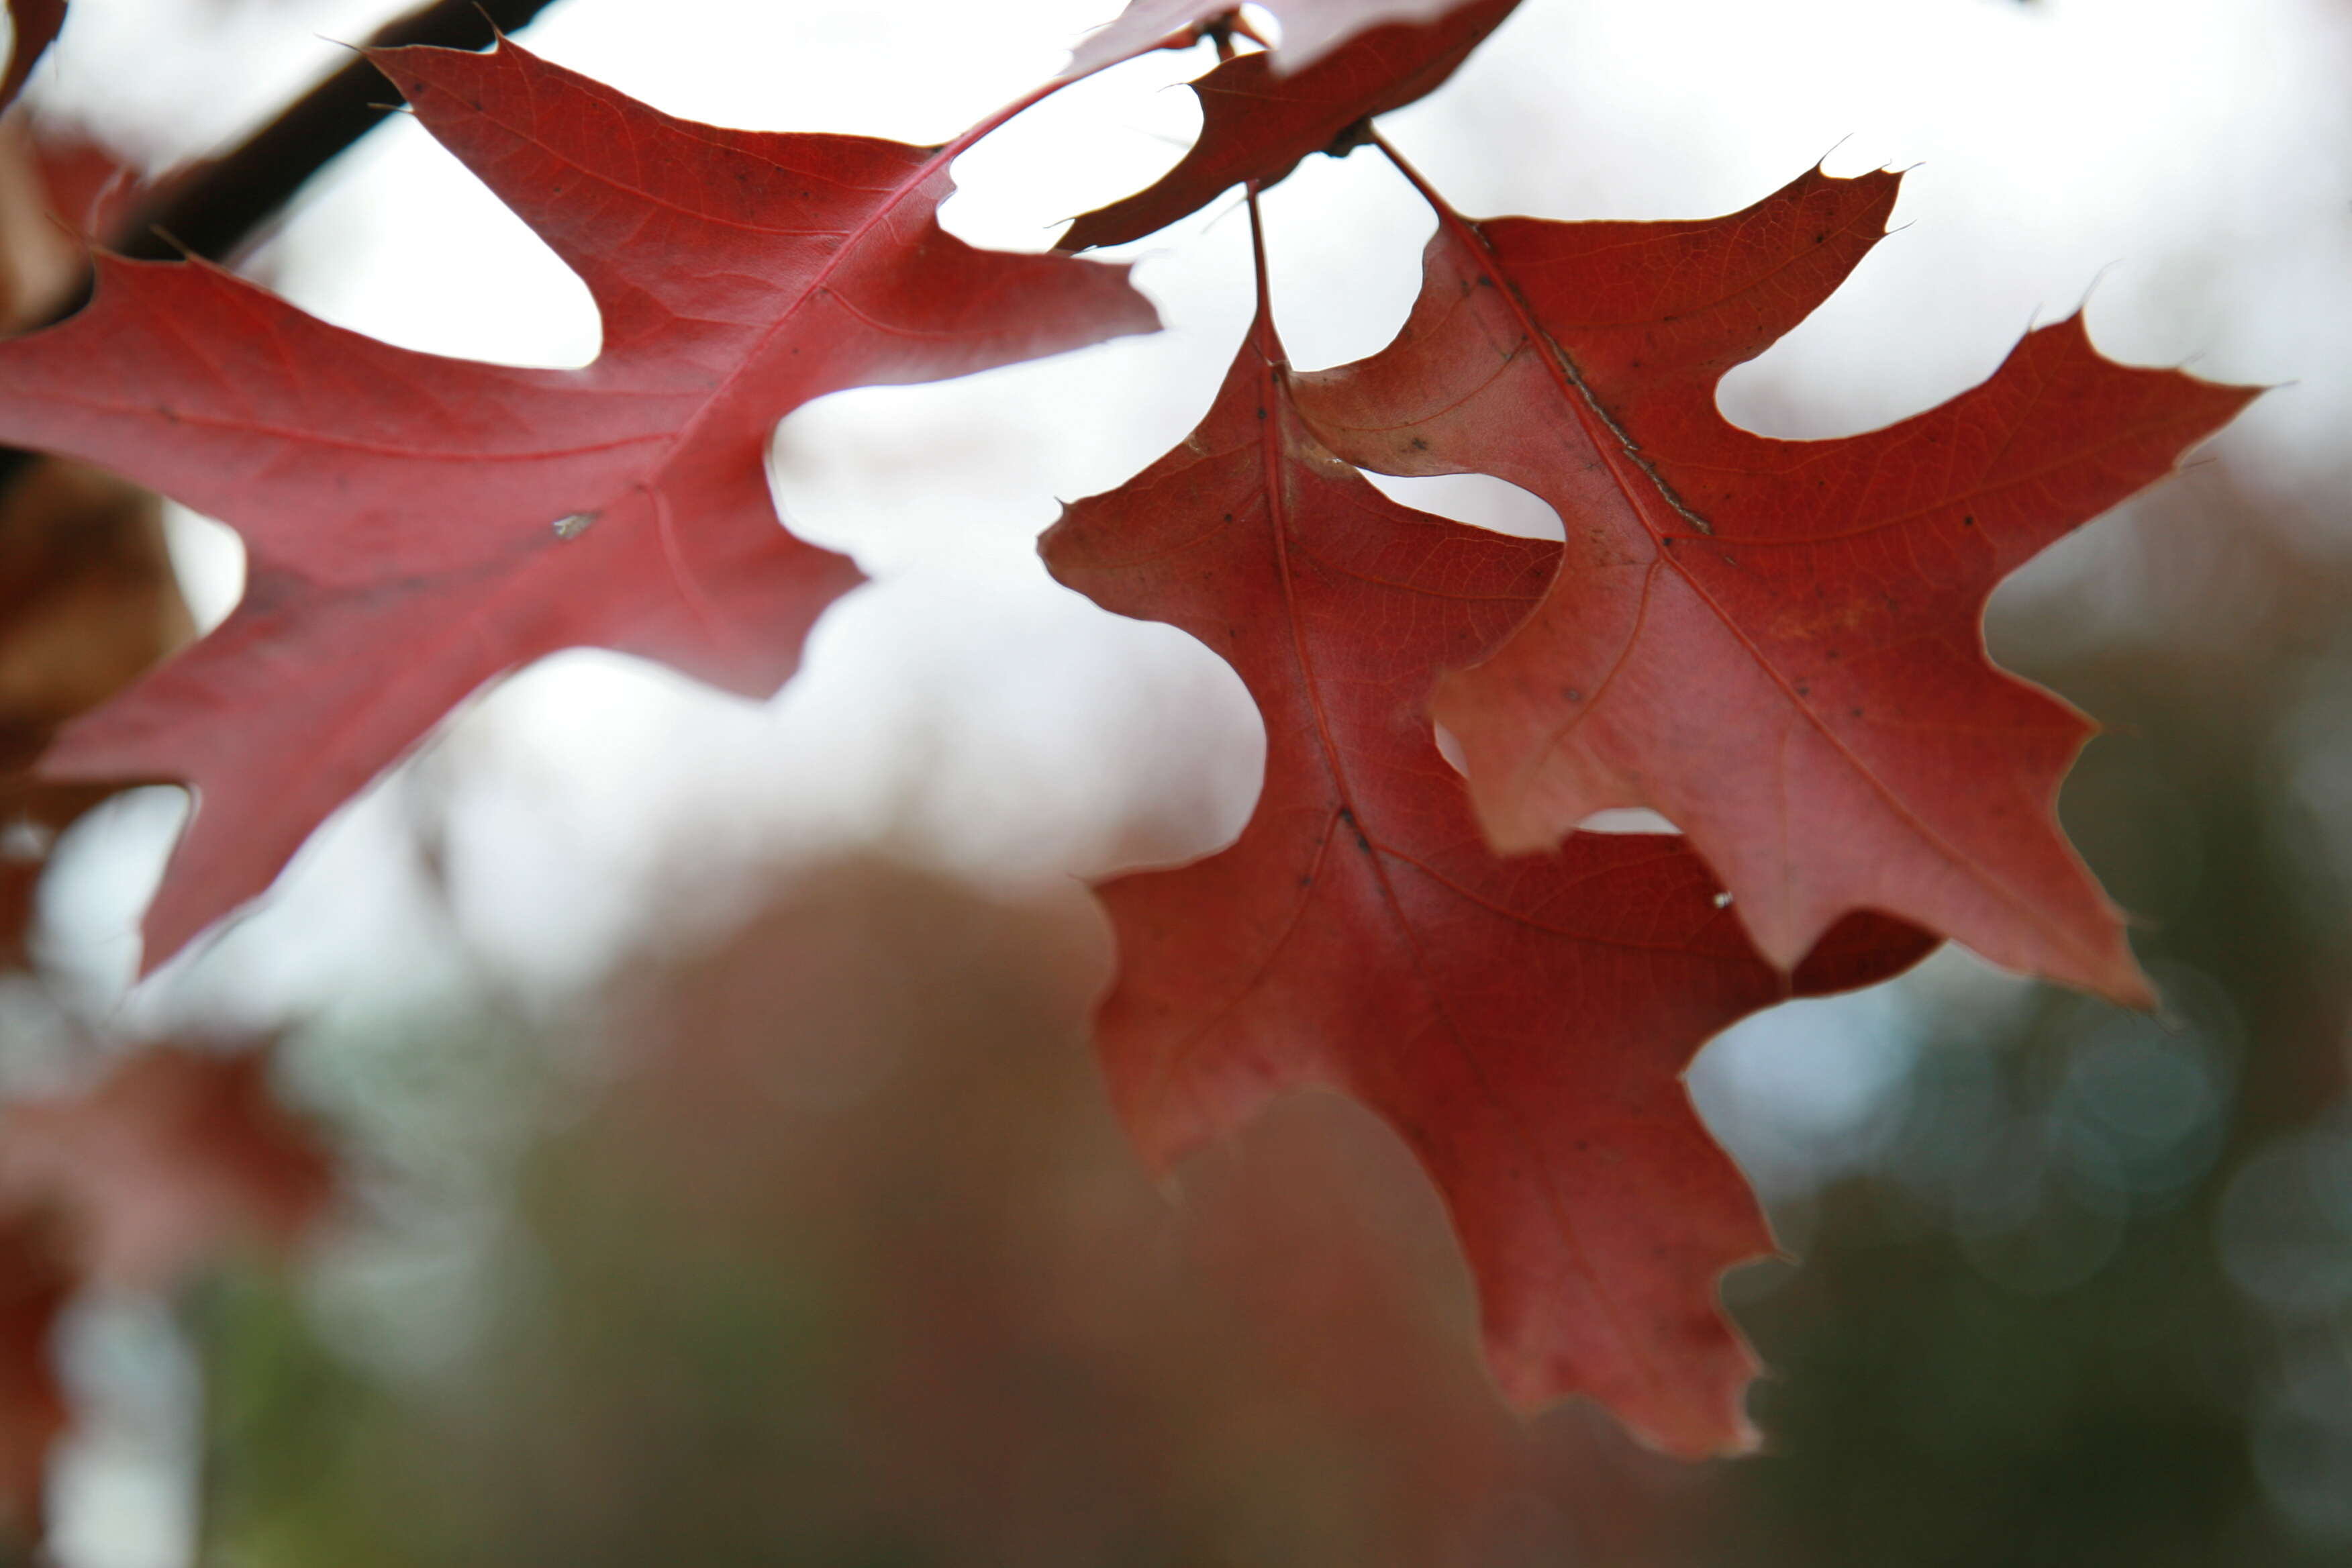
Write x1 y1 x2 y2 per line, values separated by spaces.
91 0 562 278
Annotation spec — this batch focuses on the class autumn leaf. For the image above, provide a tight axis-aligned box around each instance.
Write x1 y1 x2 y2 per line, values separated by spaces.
1058 0 1518 251
0 784 103 967
1042 273 1932 1455
0 38 1155 970
1295 160 2257 1005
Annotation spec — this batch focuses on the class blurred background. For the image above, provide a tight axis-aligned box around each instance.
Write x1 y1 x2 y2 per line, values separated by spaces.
4 0 2352 1561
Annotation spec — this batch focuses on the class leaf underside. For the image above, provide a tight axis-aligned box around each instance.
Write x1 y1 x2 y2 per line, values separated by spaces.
1044 301 1932 1455
1297 164 2257 1004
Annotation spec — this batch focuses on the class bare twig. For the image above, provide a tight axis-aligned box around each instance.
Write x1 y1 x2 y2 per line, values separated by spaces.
91 0 561 277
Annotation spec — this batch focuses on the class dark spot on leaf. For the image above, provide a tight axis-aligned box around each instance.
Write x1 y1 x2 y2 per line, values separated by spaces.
1962 514 1977 527
1334 806 1371 853
1562 687 1583 703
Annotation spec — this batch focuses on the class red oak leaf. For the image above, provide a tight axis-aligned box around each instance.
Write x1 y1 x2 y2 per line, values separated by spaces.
1059 0 1518 252
1065 0 1494 77
1041 283 1932 1455
0 39 1155 969
1295 160 2257 1005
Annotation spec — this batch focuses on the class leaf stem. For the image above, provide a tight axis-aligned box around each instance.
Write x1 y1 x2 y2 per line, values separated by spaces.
1365 124 1455 223
1244 183 1281 366
1365 124 1716 536
1216 23 1285 368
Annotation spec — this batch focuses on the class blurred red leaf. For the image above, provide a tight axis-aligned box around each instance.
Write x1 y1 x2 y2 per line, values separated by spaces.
0 1211 67 1546
1059 0 1517 251
0 1044 334 1287
1297 162 2257 1004
0 459 187 738
0 38 1154 971
1042 291 1931 1455
0 453 189 971
0 1041 332 1535
0 0 64 115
